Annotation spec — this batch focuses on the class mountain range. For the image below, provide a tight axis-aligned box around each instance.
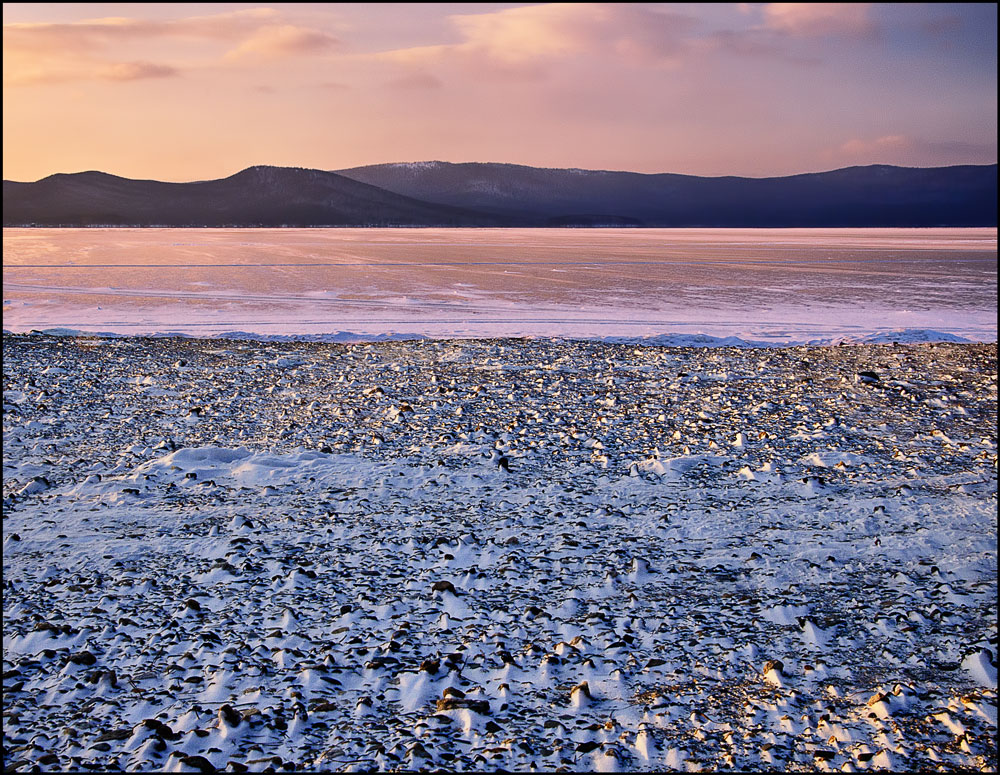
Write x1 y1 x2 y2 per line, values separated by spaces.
4 161 996 227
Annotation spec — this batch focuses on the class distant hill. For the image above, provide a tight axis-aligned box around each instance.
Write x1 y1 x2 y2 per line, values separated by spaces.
1 166 509 227
336 162 999 227
4 162 996 227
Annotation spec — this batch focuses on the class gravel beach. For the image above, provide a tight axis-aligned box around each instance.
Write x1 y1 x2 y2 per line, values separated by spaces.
3 333 997 772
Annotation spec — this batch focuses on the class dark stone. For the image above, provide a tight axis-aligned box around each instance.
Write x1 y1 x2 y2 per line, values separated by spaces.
762 659 784 675
86 669 117 686
435 697 491 714
420 658 440 675
219 704 241 727
179 754 217 773
93 728 131 742
140 718 179 740
431 580 457 595
70 651 97 666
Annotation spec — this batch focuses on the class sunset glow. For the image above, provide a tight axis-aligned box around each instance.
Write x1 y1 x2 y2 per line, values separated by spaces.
3 2 997 181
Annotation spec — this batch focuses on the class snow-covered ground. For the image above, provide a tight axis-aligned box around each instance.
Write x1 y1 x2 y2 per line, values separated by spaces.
3 333 996 772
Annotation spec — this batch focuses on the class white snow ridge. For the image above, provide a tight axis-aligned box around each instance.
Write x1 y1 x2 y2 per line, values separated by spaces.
3 333 997 772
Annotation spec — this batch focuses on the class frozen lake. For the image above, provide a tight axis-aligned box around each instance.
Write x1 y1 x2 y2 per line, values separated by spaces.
3 228 996 344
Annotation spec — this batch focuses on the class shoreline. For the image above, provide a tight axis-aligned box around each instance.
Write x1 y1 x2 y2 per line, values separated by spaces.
4 334 996 771
3 327 996 349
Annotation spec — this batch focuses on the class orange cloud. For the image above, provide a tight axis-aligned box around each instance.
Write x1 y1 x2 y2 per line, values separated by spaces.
224 25 339 59
99 61 180 82
2 9 282 52
3 50 180 86
826 134 996 167
838 134 911 156
2 8 336 86
379 3 696 78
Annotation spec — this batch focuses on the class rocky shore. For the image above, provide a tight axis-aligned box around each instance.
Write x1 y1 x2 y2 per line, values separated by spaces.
3 333 997 772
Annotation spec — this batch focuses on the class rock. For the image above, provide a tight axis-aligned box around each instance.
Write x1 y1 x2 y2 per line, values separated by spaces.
93 728 131 742
218 704 241 727
178 754 216 773
139 718 179 740
86 669 118 687
436 697 491 714
69 651 98 666
762 659 784 675
20 476 52 495
420 658 440 675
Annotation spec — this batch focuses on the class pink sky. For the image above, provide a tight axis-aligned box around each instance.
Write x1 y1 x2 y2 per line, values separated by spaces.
3 3 996 181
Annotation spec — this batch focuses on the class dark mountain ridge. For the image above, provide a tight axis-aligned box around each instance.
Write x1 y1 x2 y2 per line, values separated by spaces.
4 162 996 227
2 165 509 227
336 161 998 227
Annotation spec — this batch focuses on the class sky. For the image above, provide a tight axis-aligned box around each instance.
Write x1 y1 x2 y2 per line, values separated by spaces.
2 3 997 181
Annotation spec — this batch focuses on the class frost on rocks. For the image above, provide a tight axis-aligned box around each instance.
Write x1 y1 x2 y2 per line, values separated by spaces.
2 334 997 772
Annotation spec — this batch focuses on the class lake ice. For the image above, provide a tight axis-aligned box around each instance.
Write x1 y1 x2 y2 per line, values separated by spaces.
3 227 996 344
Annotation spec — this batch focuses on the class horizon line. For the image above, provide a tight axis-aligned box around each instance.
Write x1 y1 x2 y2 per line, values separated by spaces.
5 159 998 186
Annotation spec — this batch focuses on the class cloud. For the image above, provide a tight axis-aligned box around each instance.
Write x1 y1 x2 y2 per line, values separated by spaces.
3 55 180 86
99 61 179 81
378 3 697 79
225 24 339 59
828 134 997 166
2 8 337 86
761 4 877 38
838 134 910 156
2 9 282 53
